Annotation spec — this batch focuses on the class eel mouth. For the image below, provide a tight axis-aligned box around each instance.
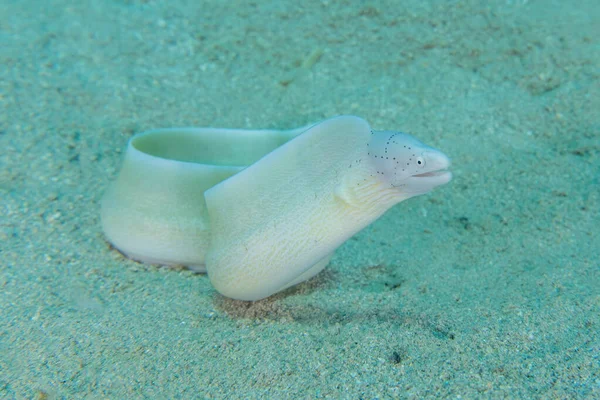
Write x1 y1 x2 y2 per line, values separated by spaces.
391 150 452 193
405 151 452 192
414 170 449 178
412 169 452 186
412 151 452 185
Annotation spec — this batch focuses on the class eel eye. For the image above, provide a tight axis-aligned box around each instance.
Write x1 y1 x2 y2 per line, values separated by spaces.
416 157 425 168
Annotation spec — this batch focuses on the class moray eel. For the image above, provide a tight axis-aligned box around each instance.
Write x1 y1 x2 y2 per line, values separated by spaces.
101 116 452 301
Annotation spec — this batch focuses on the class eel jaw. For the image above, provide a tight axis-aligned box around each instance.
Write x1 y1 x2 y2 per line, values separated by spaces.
412 169 452 184
403 151 452 194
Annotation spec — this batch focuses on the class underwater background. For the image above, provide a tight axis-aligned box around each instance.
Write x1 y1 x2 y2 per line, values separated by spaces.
1 0 599 398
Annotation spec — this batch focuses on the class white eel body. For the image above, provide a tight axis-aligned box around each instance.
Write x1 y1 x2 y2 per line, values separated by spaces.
101 116 452 301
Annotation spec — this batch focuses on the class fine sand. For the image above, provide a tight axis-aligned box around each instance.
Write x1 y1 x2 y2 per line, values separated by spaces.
1 0 599 398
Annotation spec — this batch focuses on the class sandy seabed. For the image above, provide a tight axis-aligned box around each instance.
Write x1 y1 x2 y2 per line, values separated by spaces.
1 0 599 398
